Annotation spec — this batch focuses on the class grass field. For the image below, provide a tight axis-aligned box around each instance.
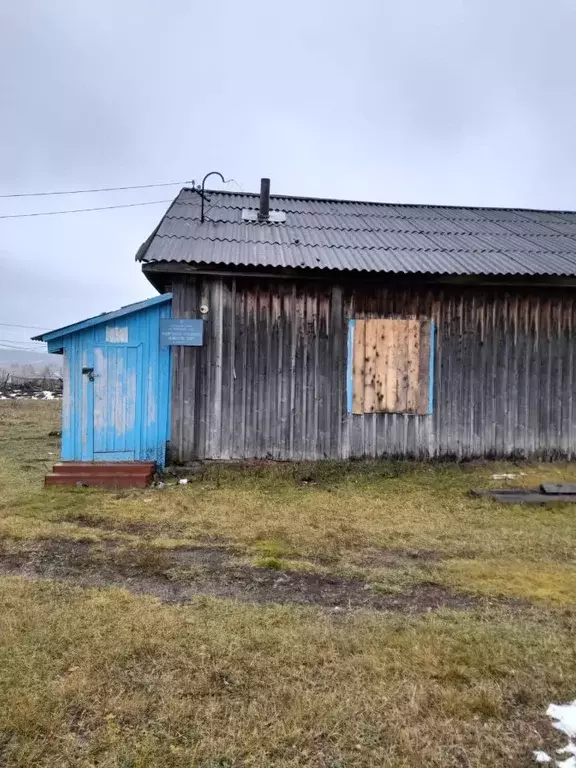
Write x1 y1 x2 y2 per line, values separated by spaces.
0 399 575 767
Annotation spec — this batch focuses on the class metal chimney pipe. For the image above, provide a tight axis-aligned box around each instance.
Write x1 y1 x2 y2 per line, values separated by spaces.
258 177 270 221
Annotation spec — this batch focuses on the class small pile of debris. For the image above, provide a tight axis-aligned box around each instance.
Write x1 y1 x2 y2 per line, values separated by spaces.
0 378 62 400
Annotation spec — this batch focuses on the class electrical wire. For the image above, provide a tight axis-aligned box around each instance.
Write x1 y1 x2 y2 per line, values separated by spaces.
0 180 190 199
0 343 44 351
0 198 173 219
0 322 50 330
0 339 44 347
224 178 244 193
201 179 242 220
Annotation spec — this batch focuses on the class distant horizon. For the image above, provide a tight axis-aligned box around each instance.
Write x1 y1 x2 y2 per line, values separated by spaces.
0 347 62 372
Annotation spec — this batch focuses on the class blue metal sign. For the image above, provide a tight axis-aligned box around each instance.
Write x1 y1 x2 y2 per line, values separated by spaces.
160 318 204 347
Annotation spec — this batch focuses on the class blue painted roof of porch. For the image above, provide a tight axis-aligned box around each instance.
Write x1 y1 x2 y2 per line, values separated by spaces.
33 293 172 348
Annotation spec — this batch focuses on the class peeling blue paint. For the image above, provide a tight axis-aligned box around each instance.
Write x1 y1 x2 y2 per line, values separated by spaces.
52 296 172 467
347 319 355 413
105 326 129 343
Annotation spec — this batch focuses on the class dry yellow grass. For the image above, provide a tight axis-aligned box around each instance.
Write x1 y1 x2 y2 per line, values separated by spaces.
1 577 575 768
1 400 576 599
441 559 576 605
1 400 576 766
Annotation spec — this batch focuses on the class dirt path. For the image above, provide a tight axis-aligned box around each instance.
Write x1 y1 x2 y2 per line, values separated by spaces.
0 539 486 613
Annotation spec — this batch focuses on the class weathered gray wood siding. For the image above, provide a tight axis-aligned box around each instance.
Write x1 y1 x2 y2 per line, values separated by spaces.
171 276 576 461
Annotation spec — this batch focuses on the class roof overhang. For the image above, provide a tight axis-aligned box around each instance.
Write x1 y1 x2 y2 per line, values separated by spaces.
142 261 576 290
33 293 172 352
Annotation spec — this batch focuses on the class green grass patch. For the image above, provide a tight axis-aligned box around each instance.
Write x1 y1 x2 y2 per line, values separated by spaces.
254 555 284 570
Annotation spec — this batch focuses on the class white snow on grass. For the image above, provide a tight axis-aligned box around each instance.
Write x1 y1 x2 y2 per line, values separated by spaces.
548 702 576 739
534 700 576 767
0 390 61 400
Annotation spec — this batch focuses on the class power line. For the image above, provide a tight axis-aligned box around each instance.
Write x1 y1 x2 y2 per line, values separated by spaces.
224 178 244 193
0 342 45 351
0 339 44 347
202 179 242 219
0 322 50 330
0 198 173 219
0 180 191 199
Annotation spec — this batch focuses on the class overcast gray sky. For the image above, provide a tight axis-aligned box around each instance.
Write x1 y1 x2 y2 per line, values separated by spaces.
2 0 576 347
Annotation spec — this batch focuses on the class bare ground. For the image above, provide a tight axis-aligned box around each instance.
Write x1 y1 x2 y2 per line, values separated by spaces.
0 538 501 613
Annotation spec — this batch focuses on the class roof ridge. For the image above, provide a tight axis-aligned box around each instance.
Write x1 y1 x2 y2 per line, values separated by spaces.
180 187 576 216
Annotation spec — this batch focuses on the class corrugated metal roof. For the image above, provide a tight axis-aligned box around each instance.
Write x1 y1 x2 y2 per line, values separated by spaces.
136 188 576 276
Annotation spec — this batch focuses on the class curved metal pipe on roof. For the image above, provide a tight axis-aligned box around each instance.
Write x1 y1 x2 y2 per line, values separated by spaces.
200 171 227 223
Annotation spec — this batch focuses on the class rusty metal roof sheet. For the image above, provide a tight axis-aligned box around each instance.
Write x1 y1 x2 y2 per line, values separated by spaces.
136 188 576 276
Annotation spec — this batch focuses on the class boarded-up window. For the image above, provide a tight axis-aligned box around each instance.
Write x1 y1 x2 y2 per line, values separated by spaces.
348 318 435 415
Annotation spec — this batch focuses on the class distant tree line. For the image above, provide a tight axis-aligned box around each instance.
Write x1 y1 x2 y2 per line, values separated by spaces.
0 362 62 379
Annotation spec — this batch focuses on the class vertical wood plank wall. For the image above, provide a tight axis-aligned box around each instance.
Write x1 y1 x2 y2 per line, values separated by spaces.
171 277 576 461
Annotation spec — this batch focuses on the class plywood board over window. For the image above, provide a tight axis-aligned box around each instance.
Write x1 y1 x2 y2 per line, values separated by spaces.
347 318 435 414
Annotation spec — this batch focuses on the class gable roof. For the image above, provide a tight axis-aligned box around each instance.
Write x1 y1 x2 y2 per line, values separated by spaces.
33 294 172 344
136 188 576 277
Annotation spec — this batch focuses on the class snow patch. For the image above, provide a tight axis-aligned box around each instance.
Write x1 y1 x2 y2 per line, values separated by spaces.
0 388 61 400
548 703 576 739
534 701 576 766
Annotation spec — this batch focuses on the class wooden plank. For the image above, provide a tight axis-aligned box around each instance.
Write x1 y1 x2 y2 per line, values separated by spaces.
357 316 429 415
385 320 398 412
417 320 431 414
406 318 420 412
331 286 345 457
374 319 389 412
364 319 379 413
395 319 410 412
293 290 305 458
233 288 247 458
352 319 366 414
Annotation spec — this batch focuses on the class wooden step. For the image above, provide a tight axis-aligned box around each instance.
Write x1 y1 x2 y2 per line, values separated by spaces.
46 461 156 489
45 472 154 489
53 461 155 476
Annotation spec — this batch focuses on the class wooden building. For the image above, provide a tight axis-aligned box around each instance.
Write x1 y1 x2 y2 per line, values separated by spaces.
35 296 173 486
37 179 576 479
137 179 576 463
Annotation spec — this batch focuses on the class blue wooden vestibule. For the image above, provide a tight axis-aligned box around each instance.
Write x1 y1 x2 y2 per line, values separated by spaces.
36 294 172 467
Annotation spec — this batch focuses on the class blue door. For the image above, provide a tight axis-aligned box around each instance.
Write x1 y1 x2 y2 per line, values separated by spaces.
93 345 142 460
